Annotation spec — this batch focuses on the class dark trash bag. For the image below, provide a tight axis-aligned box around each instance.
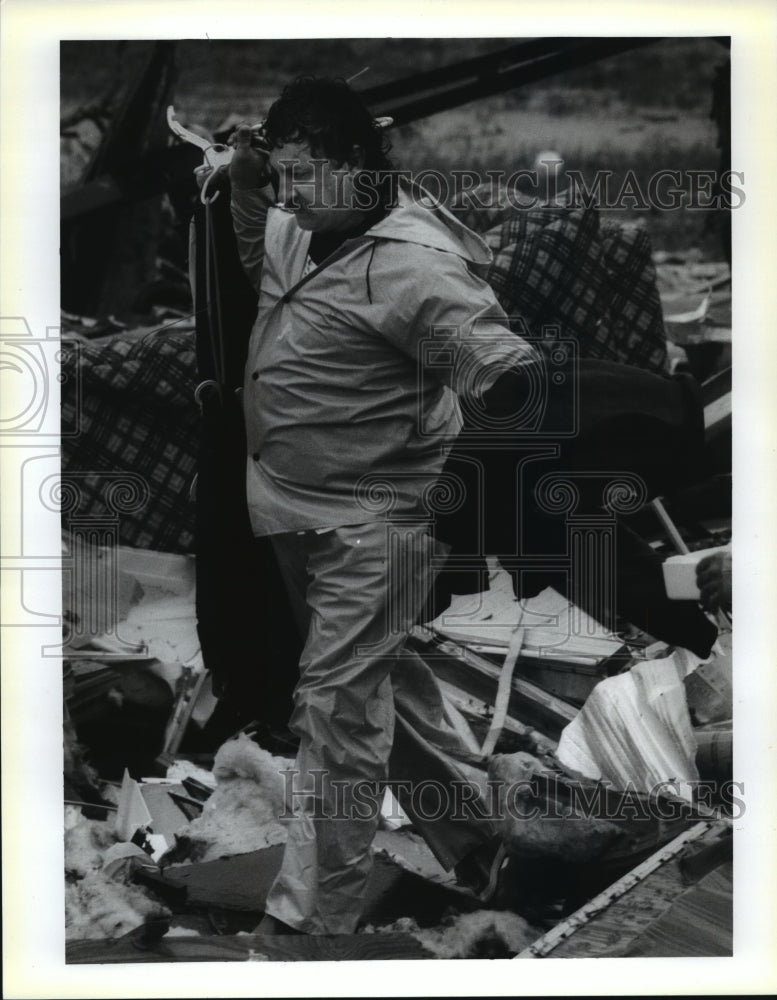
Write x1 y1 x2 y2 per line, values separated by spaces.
435 358 716 658
438 358 704 552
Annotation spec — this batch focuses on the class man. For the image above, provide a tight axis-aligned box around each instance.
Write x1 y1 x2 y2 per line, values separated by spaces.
227 76 537 935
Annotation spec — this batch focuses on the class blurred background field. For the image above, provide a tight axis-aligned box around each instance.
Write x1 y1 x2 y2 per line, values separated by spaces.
61 36 730 256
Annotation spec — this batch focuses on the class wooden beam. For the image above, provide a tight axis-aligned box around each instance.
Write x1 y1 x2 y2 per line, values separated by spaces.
360 38 584 104
363 38 663 125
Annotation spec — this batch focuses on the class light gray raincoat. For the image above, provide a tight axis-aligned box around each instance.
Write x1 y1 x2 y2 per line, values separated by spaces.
231 179 535 536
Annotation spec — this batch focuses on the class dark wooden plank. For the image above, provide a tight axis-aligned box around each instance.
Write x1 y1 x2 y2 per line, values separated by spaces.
546 857 689 957
531 826 732 958
366 38 662 125
153 842 476 924
360 38 584 104
157 844 283 912
66 931 432 963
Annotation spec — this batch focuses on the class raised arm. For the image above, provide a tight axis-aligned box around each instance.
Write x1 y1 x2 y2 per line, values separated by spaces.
228 124 277 295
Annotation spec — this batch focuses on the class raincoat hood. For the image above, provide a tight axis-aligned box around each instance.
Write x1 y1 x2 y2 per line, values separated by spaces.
366 178 493 268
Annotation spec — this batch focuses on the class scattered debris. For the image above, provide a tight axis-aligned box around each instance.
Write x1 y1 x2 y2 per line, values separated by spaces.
429 573 628 668
66 873 171 942
66 929 432 963
65 809 170 941
368 910 539 959
65 810 116 878
168 735 292 862
488 752 624 864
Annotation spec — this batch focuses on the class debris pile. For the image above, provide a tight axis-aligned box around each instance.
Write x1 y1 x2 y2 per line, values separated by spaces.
62 515 733 960
65 808 170 941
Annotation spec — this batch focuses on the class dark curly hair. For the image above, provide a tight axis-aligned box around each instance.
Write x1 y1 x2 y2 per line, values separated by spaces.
263 75 394 171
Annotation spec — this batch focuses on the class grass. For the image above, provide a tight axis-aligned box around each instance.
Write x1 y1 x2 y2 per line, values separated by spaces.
61 37 730 256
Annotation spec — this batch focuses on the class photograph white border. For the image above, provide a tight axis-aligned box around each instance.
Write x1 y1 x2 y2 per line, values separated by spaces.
2 1 776 996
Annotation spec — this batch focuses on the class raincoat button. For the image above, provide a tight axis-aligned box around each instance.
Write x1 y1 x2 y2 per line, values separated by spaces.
252 452 260 461
252 371 259 380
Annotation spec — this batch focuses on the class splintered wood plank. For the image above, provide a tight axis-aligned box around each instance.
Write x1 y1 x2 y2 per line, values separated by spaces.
436 679 558 756
66 931 433 963
539 857 688 957
408 627 577 738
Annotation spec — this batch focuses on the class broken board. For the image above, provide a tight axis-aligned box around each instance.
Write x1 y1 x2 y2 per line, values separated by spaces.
517 821 731 958
428 584 628 665
149 842 477 927
427 581 630 707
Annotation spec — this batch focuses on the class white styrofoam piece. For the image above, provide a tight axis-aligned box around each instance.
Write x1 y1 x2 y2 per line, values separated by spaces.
662 545 728 600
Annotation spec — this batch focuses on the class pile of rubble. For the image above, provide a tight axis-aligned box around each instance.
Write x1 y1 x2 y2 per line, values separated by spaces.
63 537 733 962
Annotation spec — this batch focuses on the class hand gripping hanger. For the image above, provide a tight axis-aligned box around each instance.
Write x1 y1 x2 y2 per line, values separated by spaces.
167 105 395 407
167 105 242 206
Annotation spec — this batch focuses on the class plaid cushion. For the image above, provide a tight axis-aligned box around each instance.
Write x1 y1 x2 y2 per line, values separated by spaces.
452 186 668 373
486 206 604 334
61 328 199 553
488 212 669 373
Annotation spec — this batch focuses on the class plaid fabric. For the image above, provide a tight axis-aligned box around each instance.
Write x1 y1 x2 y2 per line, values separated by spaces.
61 328 199 553
452 186 668 373
595 222 668 373
487 207 602 331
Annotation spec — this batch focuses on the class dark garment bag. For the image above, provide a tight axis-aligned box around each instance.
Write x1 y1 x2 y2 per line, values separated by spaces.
191 196 299 739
